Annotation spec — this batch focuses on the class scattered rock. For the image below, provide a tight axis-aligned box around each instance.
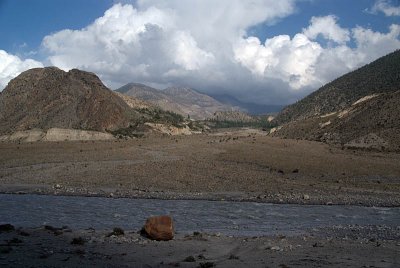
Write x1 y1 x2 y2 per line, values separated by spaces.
0 246 12 254
44 225 63 235
44 225 59 232
107 227 125 237
303 194 310 200
143 215 174 241
17 230 30 236
39 253 49 259
312 242 324 247
228 254 239 260
0 224 15 233
71 237 85 245
74 249 86 255
270 246 282 251
199 262 215 268
7 237 23 244
183 256 196 262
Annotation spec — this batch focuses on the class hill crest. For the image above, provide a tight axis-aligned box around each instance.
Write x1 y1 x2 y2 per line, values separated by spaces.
275 50 400 124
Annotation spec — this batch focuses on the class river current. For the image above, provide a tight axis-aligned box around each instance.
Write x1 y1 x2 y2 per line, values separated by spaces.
0 194 399 236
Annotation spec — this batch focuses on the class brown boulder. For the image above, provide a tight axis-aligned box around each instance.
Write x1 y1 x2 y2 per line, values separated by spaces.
143 215 174 241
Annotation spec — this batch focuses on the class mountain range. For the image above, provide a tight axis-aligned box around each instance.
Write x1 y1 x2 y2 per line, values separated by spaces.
0 50 398 148
0 67 186 139
116 83 237 120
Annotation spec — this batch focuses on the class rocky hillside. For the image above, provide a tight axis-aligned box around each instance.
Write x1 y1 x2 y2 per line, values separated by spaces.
0 67 185 137
117 83 236 120
0 67 134 134
272 90 400 151
275 50 400 124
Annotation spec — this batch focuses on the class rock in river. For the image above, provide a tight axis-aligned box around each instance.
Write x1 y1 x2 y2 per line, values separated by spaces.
143 215 174 241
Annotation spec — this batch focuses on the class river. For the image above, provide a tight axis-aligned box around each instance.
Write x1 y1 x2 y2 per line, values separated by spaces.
0 194 399 236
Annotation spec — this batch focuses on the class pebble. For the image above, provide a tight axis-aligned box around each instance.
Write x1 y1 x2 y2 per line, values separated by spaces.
270 246 282 251
54 184 62 190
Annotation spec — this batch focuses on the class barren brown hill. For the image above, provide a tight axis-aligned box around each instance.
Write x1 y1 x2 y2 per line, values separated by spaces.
0 67 135 135
275 50 400 124
272 91 400 151
0 67 186 137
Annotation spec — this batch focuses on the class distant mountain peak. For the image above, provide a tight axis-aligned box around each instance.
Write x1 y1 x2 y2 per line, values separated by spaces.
116 83 237 120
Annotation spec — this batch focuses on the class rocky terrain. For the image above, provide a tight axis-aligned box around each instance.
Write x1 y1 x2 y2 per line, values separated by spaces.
272 91 400 151
275 50 400 124
1 223 399 267
0 67 187 140
207 111 257 123
0 67 134 134
272 50 400 151
117 83 236 120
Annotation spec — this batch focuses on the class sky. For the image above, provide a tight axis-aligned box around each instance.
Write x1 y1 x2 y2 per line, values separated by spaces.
0 0 399 105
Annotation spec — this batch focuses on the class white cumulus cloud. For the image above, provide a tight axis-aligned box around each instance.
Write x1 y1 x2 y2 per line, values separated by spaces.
41 1 296 91
370 0 400 16
303 15 350 44
234 34 323 89
0 50 43 90
234 15 400 99
16 2 398 105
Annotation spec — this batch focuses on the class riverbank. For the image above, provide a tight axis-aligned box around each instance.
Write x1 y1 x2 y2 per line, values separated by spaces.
1 131 400 207
1 185 400 207
1 224 399 267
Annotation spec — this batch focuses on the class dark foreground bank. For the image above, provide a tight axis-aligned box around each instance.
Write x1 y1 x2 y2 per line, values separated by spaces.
0 224 399 268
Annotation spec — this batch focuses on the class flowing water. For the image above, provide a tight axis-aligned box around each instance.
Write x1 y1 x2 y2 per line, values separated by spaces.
1 194 399 236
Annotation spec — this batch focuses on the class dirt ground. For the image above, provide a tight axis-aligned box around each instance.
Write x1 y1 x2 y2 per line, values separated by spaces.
0 225 399 268
1 129 400 206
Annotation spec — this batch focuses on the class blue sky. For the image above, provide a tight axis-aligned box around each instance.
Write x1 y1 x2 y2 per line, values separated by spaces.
250 0 399 45
0 0 114 54
0 0 399 104
0 0 398 54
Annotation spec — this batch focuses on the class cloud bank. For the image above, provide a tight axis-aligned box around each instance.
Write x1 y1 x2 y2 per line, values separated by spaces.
234 16 400 93
1 1 400 105
0 50 43 90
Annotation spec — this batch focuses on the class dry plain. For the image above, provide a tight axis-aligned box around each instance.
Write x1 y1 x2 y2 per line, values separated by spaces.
1 129 399 206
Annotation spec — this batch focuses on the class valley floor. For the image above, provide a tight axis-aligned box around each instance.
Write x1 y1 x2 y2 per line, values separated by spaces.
1 129 400 206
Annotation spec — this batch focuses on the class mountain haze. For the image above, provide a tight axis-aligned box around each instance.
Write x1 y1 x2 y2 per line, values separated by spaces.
117 83 237 120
